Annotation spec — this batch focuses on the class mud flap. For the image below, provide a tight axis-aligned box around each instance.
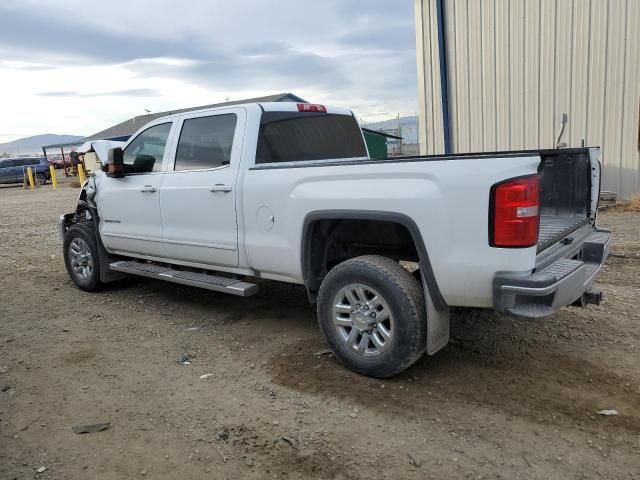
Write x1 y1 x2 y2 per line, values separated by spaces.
424 281 450 355
86 209 126 284
97 237 127 284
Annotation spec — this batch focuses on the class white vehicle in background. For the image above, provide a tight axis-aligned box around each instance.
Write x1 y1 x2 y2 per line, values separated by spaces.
59 101 611 377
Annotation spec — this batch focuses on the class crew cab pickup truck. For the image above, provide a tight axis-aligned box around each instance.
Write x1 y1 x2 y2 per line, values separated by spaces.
59 101 611 377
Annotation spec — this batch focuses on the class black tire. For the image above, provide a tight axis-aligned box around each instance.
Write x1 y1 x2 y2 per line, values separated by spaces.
317 255 427 378
63 222 103 292
36 172 47 185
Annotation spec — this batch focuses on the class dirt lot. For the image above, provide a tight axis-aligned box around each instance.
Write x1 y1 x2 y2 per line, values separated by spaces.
1 185 639 479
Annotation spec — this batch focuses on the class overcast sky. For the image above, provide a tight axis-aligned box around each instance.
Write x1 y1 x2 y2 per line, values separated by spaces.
0 0 417 143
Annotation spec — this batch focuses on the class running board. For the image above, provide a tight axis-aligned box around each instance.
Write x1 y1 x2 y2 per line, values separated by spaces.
109 261 259 297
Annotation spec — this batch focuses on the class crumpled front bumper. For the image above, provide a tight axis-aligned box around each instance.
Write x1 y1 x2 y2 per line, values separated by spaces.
494 229 611 318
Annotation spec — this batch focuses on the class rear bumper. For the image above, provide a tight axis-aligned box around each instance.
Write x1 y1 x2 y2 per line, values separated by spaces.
494 229 611 318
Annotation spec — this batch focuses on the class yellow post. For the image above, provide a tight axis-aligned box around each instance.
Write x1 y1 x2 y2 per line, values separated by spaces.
49 165 58 189
26 167 35 189
78 163 86 185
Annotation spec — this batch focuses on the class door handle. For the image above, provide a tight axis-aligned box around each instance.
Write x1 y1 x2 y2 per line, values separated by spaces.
209 184 232 193
140 185 157 193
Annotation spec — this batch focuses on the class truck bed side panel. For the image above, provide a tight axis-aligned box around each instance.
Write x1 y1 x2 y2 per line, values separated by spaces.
242 155 541 308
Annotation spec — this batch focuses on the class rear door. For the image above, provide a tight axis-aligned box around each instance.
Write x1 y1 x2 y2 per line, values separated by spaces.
97 121 175 258
160 108 245 267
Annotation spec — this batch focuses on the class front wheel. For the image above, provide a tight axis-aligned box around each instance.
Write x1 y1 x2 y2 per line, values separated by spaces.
63 223 103 291
317 255 428 378
36 172 47 185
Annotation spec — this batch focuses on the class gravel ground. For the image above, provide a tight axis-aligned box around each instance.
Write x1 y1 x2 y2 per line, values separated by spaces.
1 185 639 479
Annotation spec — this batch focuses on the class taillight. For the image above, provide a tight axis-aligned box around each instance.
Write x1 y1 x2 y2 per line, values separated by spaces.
490 175 540 248
297 103 327 113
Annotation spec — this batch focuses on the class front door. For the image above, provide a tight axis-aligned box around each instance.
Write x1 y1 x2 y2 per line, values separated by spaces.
160 109 244 267
97 121 174 258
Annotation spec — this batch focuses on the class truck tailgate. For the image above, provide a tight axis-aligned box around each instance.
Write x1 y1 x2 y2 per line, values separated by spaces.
494 147 610 318
538 216 589 251
537 149 592 252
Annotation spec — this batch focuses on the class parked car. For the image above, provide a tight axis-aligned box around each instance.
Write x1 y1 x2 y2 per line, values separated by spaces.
0 157 50 185
59 102 611 378
49 153 81 170
48 156 68 169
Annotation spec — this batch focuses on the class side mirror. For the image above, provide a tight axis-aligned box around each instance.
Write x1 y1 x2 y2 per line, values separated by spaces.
107 147 125 178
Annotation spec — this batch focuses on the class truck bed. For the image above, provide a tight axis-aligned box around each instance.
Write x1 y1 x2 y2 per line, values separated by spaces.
386 148 594 254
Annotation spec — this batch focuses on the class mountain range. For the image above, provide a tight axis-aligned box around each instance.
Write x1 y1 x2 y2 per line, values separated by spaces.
0 134 84 155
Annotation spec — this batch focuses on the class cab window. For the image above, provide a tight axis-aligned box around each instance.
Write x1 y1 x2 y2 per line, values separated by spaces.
123 123 172 174
174 114 237 171
256 112 367 164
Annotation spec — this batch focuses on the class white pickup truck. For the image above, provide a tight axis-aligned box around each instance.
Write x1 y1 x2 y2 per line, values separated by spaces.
60 101 611 377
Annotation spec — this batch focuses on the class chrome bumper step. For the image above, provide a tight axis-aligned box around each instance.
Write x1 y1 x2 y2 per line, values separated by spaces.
109 261 259 297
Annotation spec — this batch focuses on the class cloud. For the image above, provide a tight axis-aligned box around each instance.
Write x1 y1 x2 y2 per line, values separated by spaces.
36 91 77 97
0 0 418 140
0 4 213 64
36 88 161 98
16 64 53 71
126 50 350 92
338 23 416 51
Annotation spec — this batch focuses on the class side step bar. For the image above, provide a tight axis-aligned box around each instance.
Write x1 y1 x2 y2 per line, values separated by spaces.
110 261 259 297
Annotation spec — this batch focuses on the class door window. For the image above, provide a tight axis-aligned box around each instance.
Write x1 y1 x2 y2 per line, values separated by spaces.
174 114 237 171
123 123 172 174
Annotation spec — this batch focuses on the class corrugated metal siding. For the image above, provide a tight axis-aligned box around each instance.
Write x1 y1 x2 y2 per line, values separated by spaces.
415 0 640 198
415 0 446 154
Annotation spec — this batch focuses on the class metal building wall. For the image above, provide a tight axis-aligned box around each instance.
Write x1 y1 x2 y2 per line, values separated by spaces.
415 0 640 198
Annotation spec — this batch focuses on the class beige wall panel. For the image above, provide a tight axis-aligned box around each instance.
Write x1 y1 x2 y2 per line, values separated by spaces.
416 0 640 197
554 0 573 146
523 0 541 149
619 0 640 196
467 0 484 151
569 0 591 148
585 0 608 154
602 1 627 195
538 0 556 147
480 0 497 151
509 0 525 150
415 0 445 154
494 0 511 150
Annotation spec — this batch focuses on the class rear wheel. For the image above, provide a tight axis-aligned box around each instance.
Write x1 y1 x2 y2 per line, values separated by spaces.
317 255 427 378
36 172 47 185
63 223 103 291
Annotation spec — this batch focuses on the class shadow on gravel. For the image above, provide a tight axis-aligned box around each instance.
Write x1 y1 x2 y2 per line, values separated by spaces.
65 270 640 436
267 308 640 436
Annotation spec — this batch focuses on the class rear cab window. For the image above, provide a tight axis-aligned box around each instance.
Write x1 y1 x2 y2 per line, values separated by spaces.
256 111 367 164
